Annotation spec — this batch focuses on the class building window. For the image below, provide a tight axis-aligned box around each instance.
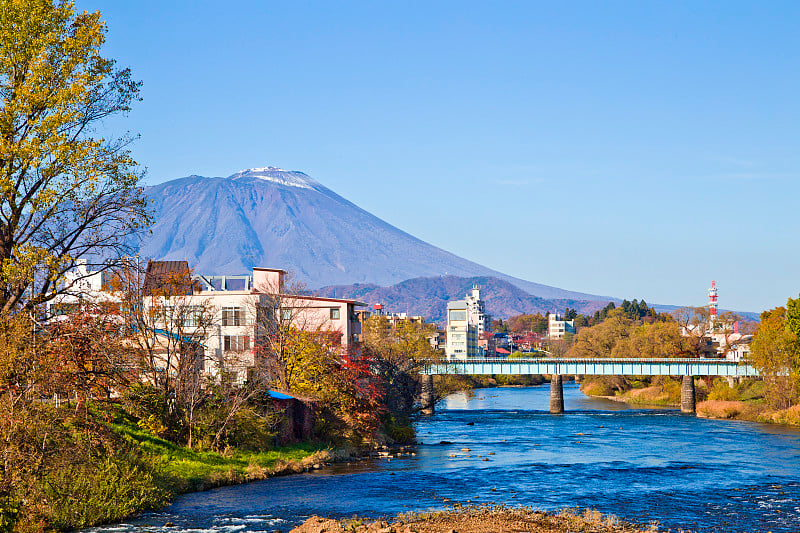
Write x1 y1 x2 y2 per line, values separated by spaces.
183 305 203 327
281 308 292 321
330 308 340 320
450 310 466 322
222 307 244 326
223 335 250 352
155 305 174 322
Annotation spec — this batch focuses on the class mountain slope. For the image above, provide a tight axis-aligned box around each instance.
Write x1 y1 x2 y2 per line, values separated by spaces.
316 275 610 322
141 167 610 300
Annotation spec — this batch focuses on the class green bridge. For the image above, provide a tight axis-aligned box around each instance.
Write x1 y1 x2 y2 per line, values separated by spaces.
418 358 759 415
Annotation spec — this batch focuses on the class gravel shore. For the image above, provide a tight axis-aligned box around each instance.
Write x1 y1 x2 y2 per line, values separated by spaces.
289 506 659 533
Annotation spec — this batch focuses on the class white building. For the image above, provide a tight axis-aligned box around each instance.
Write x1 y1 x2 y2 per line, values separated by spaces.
725 336 753 362
548 312 575 339
445 300 479 359
464 285 490 335
142 263 365 383
47 259 123 318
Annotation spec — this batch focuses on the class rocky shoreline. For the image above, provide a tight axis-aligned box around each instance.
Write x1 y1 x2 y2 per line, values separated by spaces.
288 506 657 533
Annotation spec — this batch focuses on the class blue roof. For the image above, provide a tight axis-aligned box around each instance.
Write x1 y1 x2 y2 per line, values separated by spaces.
268 390 296 400
150 327 202 345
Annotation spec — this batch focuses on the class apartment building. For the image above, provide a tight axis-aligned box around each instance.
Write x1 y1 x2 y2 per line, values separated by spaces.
465 285 490 335
143 263 364 383
445 300 479 359
548 312 575 339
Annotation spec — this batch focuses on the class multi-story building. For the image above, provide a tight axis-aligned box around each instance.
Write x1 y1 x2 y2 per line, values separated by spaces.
47 259 122 318
465 285 490 335
548 312 575 339
143 263 365 383
478 331 496 357
445 300 479 359
427 328 446 351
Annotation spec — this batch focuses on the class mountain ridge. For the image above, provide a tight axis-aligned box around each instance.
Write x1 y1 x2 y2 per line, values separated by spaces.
140 167 613 301
316 275 611 323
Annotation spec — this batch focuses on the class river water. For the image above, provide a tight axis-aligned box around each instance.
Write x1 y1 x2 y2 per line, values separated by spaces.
92 384 800 533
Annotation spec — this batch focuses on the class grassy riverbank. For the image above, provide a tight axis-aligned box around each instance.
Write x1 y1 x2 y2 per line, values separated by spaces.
697 400 800 425
579 375 800 427
289 506 657 533
111 413 338 494
2 405 347 531
580 376 683 407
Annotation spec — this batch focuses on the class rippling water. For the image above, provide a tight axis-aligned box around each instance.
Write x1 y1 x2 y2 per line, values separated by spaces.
90 384 800 533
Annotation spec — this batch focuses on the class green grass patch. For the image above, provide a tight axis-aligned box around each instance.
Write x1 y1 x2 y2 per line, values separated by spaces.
109 412 326 493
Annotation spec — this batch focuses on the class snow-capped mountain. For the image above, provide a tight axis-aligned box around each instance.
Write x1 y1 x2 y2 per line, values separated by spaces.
140 167 609 301
227 166 324 190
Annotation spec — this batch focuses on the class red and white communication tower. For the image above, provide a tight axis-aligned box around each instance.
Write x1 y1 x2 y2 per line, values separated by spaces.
708 280 718 318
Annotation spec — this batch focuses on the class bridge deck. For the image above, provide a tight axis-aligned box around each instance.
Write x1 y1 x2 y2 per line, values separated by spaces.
421 358 759 377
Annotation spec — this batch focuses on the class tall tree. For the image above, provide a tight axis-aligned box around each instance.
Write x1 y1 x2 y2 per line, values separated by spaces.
45 301 136 405
750 304 800 409
248 272 332 392
0 0 149 312
568 309 685 359
361 315 439 414
786 295 800 340
116 263 217 445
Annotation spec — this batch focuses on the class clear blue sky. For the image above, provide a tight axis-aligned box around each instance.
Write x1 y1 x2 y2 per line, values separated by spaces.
84 1 799 313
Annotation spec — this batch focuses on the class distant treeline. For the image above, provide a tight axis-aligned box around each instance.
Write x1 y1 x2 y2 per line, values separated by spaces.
494 298 666 334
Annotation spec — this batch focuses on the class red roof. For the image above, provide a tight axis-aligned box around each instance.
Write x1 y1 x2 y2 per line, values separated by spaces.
496 347 511 355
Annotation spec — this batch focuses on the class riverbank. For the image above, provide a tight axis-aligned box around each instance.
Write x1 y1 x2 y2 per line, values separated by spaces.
578 375 800 427
112 416 350 494
579 376 682 407
15 411 366 531
697 400 800 425
289 506 657 533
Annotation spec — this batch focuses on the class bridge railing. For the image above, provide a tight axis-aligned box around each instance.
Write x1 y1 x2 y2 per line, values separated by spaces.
419 357 759 377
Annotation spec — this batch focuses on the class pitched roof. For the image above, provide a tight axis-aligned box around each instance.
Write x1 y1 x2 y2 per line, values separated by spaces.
144 260 192 295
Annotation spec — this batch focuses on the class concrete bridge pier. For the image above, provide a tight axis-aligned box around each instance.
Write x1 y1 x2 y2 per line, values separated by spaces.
681 375 696 414
550 374 564 414
420 374 435 415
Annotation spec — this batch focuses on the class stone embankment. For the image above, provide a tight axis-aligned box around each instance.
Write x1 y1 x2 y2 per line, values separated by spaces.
290 506 657 533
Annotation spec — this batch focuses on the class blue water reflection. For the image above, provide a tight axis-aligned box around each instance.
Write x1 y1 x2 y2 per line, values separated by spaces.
89 383 800 533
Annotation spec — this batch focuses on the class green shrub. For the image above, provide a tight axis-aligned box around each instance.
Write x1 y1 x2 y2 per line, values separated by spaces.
739 379 766 401
123 384 185 442
580 377 616 396
221 407 278 451
43 448 171 529
382 414 416 444
0 496 20 533
708 379 739 401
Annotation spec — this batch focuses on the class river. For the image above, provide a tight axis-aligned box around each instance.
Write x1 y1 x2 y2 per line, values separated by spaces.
90 383 800 532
